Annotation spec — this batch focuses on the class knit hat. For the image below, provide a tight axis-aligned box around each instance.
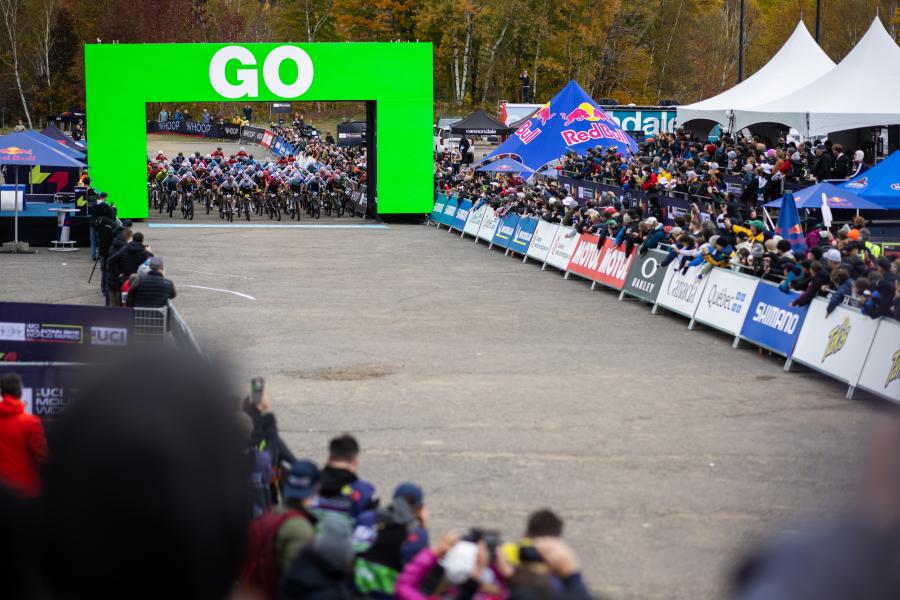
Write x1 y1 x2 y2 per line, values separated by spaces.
314 514 354 572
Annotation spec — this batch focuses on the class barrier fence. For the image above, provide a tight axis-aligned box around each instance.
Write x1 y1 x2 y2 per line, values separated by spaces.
429 192 900 403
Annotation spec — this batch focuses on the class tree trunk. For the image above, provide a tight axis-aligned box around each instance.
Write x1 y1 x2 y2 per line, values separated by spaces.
655 0 684 102
481 22 508 102
531 0 550 100
0 0 32 128
460 10 473 104
452 43 461 103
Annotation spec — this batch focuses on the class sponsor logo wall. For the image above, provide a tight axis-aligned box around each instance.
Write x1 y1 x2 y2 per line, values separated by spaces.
428 200 897 401
239 124 267 145
791 299 881 385
620 249 668 303
0 302 134 362
692 268 759 336
739 282 808 357
525 220 559 264
147 120 239 139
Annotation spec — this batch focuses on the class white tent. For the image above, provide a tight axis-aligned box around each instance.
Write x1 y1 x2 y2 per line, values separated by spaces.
676 22 834 135
734 18 900 136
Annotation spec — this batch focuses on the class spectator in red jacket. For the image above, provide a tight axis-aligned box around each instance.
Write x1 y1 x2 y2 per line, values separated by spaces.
0 373 48 498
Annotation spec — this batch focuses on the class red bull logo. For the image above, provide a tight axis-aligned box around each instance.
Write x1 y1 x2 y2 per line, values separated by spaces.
561 102 611 126
532 103 555 126
846 177 868 190
827 195 852 207
561 122 628 147
515 120 541 145
0 146 32 156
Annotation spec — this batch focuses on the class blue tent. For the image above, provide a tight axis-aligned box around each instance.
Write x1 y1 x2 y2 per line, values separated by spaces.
483 80 638 171
840 150 900 209
22 130 86 160
0 132 85 168
476 157 535 174
764 182 885 211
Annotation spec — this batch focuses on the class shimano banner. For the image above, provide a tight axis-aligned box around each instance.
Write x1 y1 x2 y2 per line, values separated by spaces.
791 299 881 385
621 249 668 303
0 301 134 362
738 282 808 357
431 193 447 224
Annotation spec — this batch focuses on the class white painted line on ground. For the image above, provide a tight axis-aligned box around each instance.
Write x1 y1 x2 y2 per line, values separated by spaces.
185 285 257 300
177 268 256 280
148 223 388 229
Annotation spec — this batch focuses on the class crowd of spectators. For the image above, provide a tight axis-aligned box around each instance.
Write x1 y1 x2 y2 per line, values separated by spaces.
435 132 898 321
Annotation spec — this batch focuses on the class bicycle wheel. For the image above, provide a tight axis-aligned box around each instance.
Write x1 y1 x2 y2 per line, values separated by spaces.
336 197 344 218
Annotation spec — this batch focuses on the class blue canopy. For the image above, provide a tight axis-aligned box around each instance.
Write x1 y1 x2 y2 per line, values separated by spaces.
840 150 900 209
0 132 85 168
476 157 535 174
21 130 85 160
483 80 638 172
41 123 86 153
764 182 885 211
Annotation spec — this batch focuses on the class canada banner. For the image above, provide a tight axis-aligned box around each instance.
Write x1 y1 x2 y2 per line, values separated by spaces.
565 235 635 290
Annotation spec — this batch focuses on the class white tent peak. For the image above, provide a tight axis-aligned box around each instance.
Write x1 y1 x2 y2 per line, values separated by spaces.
734 16 900 136
676 21 834 132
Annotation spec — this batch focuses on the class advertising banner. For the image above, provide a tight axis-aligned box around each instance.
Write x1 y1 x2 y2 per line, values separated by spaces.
791 299 881 385
477 206 501 242
0 302 134 362
441 195 459 227
738 281 808 357
692 268 760 336
654 262 709 319
526 220 559 264
463 204 485 238
620 248 668 303
147 120 231 139
545 226 579 270
450 199 472 232
260 129 275 149
222 123 241 139
566 236 635 290
856 319 900 402
491 213 520 250
0 362 83 436
240 124 266 145
508 216 538 256
431 193 447 224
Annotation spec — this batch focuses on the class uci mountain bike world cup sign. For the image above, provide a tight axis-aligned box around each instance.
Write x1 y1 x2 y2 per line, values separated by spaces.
84 43 433 218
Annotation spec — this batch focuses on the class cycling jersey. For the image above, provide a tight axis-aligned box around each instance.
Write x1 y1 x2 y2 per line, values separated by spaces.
161 175 179 191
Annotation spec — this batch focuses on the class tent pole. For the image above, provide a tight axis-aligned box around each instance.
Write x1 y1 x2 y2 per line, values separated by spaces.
14 167 19 246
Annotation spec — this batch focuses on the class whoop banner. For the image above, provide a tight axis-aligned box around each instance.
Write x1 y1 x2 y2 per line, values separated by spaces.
739 281 808 357
240 124 267 145
620 249 668 303
692 268 760 337
791 299 881 386
856 319 900 402
147 120 242 139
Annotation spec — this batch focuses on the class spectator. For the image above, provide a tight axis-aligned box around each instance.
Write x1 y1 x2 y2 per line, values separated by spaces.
314 434 378 527
108 230 152 296
279 513 356 600
244 103 253 122
93 192 117 305
201 108 210 124
13 119 25 132
105 227 133 307
126 256 176 308
242 376 297 500
0 373 48 499
158 107 168 122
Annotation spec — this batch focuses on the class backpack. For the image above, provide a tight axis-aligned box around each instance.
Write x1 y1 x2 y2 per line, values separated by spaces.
239 508 300 600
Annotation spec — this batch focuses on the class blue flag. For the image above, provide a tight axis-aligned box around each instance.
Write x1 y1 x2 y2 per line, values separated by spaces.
484 80 638 172
775 192 806 253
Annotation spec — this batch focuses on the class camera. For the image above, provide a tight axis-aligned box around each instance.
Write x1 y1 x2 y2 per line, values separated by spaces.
464 528 501 561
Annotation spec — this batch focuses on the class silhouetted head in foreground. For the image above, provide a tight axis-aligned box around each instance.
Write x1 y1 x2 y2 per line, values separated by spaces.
41 350 249 600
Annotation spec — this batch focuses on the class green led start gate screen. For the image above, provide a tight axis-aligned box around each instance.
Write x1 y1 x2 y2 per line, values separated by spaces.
84 43 433 218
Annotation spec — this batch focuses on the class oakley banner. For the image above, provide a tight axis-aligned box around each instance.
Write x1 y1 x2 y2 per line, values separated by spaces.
621 248 668 303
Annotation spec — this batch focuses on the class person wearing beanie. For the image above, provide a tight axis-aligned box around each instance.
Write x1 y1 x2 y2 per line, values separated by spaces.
279 514 354 600
126 255 177 308
851 149 868 178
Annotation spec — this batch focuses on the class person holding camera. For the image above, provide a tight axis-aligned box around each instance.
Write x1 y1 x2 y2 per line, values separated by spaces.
242 377 297 504
93 192 117 305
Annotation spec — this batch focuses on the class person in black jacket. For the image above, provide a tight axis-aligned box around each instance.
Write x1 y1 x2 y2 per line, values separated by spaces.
109 231 153 288
812 146 833 182
279 514 355 600
832 144 850 179
242 377 297 503
93 193 117 305
105 228 132 307
127 257 176 308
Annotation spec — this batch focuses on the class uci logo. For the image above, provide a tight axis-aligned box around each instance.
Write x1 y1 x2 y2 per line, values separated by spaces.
90 326 128 346
209 45 314 99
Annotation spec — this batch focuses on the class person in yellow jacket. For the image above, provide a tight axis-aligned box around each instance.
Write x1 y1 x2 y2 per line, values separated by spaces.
724 217 766 243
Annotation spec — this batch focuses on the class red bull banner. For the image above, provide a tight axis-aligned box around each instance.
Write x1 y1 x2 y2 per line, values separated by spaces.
565 235 636 290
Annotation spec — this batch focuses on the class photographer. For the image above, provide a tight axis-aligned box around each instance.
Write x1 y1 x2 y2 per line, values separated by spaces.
93 192 117 305
242 377 297 503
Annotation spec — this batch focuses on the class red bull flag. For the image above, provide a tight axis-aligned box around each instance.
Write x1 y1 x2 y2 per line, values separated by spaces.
482 79 638 172
775 191 807 254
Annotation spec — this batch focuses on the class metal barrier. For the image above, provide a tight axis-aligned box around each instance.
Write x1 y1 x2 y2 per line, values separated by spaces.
167 300 205 359
133 306 167 343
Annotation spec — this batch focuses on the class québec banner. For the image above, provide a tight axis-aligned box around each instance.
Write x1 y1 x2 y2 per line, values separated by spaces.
147 120 240 139
739 282 808 357
463 204 486 238
692 268 760 336
525 220 559 264
0 302 134 362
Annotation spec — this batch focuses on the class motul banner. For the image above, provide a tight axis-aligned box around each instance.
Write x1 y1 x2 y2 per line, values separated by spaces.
477 206 500 242
620 248 668 303
791 299 881 386
525 220 559 264
856 318 900 402
692 268 760 336
565 235 635 290
463 204 485 238
545 226 578 270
